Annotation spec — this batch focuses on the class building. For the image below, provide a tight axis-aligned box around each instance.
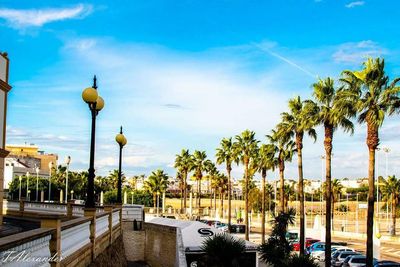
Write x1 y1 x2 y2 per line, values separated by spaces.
0 52 12 225
3 144 57 192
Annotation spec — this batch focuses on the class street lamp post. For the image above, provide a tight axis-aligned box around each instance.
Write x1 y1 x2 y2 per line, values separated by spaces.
26 172 30 199
82 76 105 209
383 147 390 223
18 175 22 200
48 161 53 201
35 165 39 202
71 190 74 200
115 126 127 204
157 191 160 216
65 156 71 203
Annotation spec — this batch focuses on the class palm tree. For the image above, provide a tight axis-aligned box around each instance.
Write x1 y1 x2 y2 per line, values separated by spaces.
206 163 219 212
174 149 194 211
234 130 259 241
144 169 169 209
312 77 355 266
255 143 276 244
341 57 400 265
176 171 184 210
192 150 210 209
216 137 238 230
199 233 246 267
283 183 295 211
278 96 318 256
381 175 400 236
214 173 228 218
267 129 295 212
331 179 343 224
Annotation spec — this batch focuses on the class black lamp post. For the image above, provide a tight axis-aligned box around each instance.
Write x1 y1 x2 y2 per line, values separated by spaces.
115 126 127 204
82 76 104 208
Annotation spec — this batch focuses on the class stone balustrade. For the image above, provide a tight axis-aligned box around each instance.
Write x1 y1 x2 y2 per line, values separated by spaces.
0 205 123 267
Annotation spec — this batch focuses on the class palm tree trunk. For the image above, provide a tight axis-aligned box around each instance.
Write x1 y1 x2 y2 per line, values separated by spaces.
183 171 187 211
180 188 183 211
392 194 396 236
279 158 285 212
153 193 156 210
296 133 305 256
220 191 223 218
261 168 266 244
198 178 201 209
324 125 333 267
209 178 212 209
228 166 232 232
366 123 378 267
245 160 250 241
214 189 216 216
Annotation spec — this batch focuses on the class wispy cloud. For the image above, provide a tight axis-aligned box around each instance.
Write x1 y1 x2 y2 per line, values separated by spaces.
0 4 92 29
345 1 365 8
332 40 386 64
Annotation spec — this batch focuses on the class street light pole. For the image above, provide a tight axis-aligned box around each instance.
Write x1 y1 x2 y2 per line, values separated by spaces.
82 76 105 209
26 171 30 199
115 126 127 204
65 156 71 203
35 165 39 201
48 161 53 201
383 147 390 222
19 175 22 200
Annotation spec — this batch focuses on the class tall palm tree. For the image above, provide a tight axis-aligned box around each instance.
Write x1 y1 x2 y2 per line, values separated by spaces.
267 129 295 213
380 175 400 236
278 96 318 256
312 77 355 266
341 57 400 265
176 171 184 210
216 137 238 230
234 130 259 241
192 150 210 209
206 163 219 212
174 149 194 211
214 173 228 218
255 143 277 244
144 169 169 209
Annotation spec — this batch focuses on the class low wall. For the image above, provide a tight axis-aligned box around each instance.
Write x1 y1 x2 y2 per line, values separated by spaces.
144 222 177 267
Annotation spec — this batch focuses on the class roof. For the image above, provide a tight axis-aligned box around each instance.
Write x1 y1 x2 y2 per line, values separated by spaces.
149 218 258 252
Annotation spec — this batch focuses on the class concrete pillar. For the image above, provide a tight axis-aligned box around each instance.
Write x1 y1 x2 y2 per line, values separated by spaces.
84 208 97 261
67 200 74 219
104 205 113 244
41 191 45 202
40 214 62 267
59 190 63 203
100 191 104 205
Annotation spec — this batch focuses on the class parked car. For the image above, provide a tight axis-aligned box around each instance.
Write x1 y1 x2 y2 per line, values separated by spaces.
306 241 348 255
291 238 320 251
342 255 378 267
229 224 246 233
316 246 355 262
285 231 299 242
374 261 400 267
331 251 361 267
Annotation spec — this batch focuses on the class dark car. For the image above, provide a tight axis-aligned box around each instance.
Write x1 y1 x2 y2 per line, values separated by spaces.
229 224 246 233
374 261 400 267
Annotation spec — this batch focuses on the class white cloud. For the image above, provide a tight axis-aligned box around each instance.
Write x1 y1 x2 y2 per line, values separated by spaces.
332 40 386 64
345 1 365 8
0 4 92 29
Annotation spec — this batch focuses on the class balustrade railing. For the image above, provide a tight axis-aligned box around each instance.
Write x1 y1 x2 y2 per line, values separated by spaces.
0 204 123 267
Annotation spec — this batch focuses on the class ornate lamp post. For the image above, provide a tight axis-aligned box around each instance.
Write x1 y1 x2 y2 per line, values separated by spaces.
82 76 104 209
65 156 71 203
35 165 39 201
48 161 53 201
115 126 127 204
26 171 30 199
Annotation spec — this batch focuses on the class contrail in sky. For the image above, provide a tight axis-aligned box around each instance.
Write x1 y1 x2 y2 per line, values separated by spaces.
253 43 317 78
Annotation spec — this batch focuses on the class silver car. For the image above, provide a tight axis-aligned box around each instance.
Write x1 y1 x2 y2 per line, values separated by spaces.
342 255 378 267
331 251 361 267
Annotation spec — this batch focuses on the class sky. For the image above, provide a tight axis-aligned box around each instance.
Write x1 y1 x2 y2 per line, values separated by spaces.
1 0 400 181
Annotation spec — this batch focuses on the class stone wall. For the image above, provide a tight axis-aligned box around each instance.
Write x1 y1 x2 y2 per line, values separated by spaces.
89 235 127 267
144 222 177 267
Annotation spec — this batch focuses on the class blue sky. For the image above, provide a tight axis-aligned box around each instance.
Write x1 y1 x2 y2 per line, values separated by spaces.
1 0 400 181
